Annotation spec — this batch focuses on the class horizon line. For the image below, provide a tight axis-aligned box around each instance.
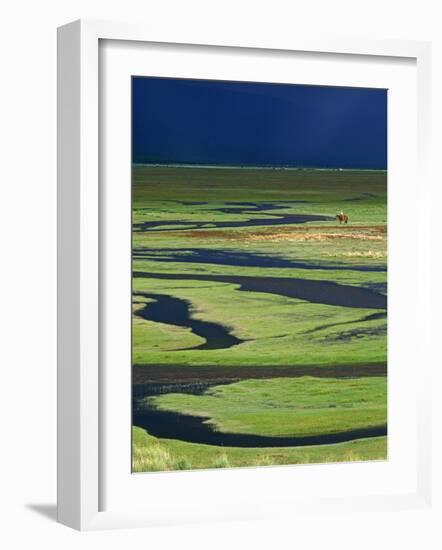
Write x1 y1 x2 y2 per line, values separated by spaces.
132 162 387 172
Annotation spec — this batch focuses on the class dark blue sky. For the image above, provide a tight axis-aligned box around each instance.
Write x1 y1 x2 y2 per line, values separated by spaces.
132 77 387 169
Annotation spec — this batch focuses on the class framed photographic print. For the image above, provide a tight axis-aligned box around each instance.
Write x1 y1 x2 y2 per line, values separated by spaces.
57 20 433 530
130 76 388 472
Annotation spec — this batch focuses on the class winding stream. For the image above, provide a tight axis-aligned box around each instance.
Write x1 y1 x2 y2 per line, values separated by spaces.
134 271 387 310
132 200 387 448
133 247 386 273
133 383 387 448
134 292 243 350
133 201 333 232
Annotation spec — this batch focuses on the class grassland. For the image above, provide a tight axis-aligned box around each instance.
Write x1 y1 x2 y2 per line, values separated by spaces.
146 377 387 437
131 165 388 471
132 427 387 472
132 279 386 367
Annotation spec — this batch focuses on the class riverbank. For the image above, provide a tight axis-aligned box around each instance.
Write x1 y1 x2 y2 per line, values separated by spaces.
132 427 387 472
131 165 387 470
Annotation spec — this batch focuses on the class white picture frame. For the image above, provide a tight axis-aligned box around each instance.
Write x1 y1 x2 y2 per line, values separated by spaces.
57 19 434 531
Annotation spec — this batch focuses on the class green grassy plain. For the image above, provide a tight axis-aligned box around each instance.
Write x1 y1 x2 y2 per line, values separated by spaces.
147 377 387 437
132 427 387 472
132 279 386 367
131 165 388 471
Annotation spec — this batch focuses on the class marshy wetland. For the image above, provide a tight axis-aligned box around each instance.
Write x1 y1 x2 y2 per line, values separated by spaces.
132 165 387 472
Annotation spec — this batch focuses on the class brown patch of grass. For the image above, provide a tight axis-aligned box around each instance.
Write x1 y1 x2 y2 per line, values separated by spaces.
132 363 387 385
248 231 384 243
331 251 387 259
183 224 387 243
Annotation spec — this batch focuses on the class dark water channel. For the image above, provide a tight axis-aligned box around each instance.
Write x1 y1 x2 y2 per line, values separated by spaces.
132 200 387 447
134 273 386 350
133 247 386 273
133 201 333 232
134 272 387 310
135 292 243 350
133 382 387 448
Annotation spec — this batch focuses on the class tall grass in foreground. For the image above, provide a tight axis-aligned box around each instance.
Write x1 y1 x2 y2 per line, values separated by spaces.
211 452 231 468
133 443 236 471
132 442 372 473
132 444 192 472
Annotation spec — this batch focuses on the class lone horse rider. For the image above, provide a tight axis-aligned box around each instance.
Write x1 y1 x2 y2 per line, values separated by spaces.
336 209 349 224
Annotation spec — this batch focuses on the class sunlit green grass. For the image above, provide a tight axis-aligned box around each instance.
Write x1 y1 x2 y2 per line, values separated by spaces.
132 165 386 207
131 166 387 369
132 426 387 472
146 377 387 437
132 277 386 367
132 166 387 470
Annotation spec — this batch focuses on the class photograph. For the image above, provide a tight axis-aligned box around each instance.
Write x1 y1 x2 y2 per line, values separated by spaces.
131 76 388 473
1 0 434 542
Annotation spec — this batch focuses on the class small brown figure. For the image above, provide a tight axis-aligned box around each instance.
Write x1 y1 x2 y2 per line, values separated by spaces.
336 210 349 224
